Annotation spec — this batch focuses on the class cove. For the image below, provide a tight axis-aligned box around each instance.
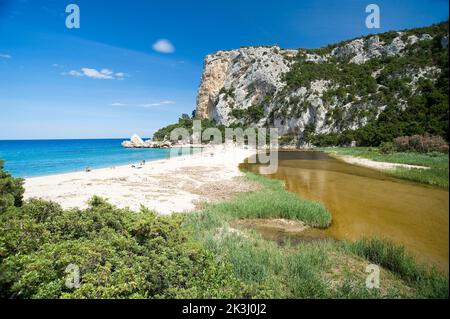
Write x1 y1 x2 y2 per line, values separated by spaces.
240 150 449 273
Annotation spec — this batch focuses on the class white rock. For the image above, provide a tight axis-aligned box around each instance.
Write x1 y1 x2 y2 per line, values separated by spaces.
421 33 433 41
130 134 144 146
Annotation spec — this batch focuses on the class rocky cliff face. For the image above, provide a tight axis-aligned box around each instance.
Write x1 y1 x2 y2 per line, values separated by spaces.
195 22 449 145
196 46 296 125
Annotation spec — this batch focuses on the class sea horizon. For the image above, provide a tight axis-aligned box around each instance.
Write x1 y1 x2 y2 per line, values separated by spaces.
0 138 190 178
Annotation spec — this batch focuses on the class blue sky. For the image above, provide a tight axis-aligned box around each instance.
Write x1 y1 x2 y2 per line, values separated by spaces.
0 0 448 139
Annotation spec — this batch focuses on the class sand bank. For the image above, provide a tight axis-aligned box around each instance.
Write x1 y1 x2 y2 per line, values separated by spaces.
335 155 429 171
24 145 256 214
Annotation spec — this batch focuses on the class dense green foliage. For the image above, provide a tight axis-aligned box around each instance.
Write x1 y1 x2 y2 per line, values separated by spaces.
152 117 227 142
153 115 271 145
0 196 247 298
278 132 297 146
0 163 447 299
283 21 449 146
0 163 245 298
230 104 265 125
0 160 24 213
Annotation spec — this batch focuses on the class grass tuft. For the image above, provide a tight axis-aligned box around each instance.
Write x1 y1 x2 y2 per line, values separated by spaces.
200 172 332 228
344 238 449 299
185 173 449 299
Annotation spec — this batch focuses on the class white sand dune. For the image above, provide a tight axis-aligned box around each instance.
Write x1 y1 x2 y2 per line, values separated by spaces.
24 145 256 214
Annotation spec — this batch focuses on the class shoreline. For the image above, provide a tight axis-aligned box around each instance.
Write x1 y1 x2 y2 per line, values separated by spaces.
335 154 430 170
24 145 256 214
323 152 430 171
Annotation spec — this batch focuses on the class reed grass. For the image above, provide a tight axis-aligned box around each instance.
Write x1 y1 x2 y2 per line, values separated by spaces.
184 173 448 299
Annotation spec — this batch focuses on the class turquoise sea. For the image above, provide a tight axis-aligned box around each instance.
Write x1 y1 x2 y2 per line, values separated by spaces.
0 139 195 178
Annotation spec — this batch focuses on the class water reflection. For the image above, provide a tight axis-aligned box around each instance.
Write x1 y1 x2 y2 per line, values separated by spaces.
241 151 449 273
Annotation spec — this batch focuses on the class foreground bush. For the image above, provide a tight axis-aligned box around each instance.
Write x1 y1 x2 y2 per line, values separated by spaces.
0 164 447 299
0 160 24 213
0 196 246 299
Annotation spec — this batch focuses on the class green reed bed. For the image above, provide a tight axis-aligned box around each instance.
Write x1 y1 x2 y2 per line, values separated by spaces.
199 172 332 228
185 173 448 299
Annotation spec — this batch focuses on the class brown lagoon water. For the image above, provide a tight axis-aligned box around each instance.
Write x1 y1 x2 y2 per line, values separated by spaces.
240 151 449 273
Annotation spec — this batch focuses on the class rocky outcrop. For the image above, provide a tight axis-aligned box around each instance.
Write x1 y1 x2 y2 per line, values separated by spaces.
195 23 449 144
330 34 408 64
122 134 172 148
196 52 233 120
196 46 296 125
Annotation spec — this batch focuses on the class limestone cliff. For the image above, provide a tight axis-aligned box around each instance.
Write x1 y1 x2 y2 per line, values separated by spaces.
195 21 449 146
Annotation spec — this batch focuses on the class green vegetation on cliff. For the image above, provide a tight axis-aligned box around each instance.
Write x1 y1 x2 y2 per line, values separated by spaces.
152 117 226 142
284 21 449 146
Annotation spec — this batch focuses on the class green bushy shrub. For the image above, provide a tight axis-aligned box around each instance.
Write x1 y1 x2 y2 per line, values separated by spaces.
379 142 395 154
0 196 244 299
393 134 449 153
0 160 24 213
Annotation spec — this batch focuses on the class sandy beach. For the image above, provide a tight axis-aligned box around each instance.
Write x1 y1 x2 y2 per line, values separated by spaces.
336 155 429 171
24 145 257 214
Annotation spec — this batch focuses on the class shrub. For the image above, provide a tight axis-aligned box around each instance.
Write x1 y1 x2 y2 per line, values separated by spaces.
393 136 410 152
0 160 24 213
230 105 265 124
0 197 243 299
379 141 395 154
310 133 339 147
393 134 449 153
279 133 297 146
152 118 228 143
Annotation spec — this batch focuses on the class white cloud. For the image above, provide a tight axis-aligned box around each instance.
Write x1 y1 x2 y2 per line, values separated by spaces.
68 70 83 77
0 54 12 59
100 68 113 76
139 100 175 107
81 68 114 79
65 67 126 80
109 100 175 108
152 39 175 53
